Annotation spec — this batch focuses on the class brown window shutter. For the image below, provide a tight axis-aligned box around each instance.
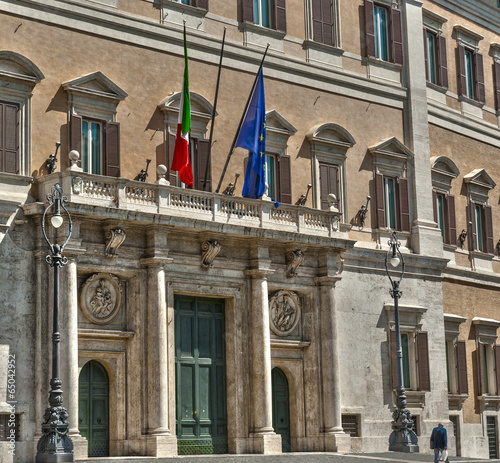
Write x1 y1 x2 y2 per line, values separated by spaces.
1 102 19 174
241 0 254 23
390 330 398 390
104 121 120 177
168 132 178 185
70 113 83 168
446 194 457 247
322 0 335 46
364 0 376 58
319 162 339 210
397 177 410 232
312 0 335 46
437 35 448 89
469 200 478 251
495 61 500 111
478 342 486 395
484 205 494 255
312 0 324 43
271 0 287 33
432 190 438 223
195 139 211 192
390 7 403 66
494 345 500 395
458 44 467 98
192 0 208 10
375 172 385 228
417 332 431 391
278 153 292 204
456 340 468 395
474 52 485 103
423 29 429 82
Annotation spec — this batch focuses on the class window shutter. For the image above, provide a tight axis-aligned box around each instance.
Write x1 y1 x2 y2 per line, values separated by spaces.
312 0 334 46
447 194 457 247
417 332 431 391
494 345 500 395
104 122 120 177
168 132 178 185
432 190 438 223
364 0 376 58
484 205 494 255
272 0 287 33
458 44 467 98
319 162 339 211
1 103 19 174
312 0 323 43
70 113 83 168
495 61 500 112
390 330 398 390
478 342 486 395
278 154 292 204
390 7 403 66
192 0 208 10
423 29 429 82
437 35 448 89
475 52 485 104
397 177 410 232
375 172 385 228
469 200 478 251
241 0 254 23
456 340 468 395
195 139 211 192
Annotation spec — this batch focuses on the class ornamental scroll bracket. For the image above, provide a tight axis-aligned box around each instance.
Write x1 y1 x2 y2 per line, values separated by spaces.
201 240 221 268
105 228 126 258
286 249 305 278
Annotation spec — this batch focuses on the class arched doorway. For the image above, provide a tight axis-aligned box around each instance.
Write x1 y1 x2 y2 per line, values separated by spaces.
272 367 291 452
78 360 109 457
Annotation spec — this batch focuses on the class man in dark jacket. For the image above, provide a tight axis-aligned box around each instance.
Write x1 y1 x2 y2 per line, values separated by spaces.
430 423 449 463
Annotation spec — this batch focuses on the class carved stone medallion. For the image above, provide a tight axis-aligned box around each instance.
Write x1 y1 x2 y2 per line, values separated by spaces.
80 273 122 325
269 290 301 336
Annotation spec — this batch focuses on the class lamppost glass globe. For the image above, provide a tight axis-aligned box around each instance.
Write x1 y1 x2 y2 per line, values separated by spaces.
51 214 64 229
390 256 400 267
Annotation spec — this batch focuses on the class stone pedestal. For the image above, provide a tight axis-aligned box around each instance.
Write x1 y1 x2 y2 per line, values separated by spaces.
146 435 178 457
250 432 282 454
324 432 351 452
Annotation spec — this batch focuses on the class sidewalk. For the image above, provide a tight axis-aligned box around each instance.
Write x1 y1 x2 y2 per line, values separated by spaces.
80 452 500 463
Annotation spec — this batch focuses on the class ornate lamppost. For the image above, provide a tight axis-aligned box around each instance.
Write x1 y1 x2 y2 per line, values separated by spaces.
36 183 74 462
385 231 419 453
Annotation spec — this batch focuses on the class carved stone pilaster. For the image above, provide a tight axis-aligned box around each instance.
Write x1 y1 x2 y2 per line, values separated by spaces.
286 249 305 277
104 227 126 258
201 240 221 268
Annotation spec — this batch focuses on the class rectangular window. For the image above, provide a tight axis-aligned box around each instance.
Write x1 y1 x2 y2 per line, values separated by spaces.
82 119 102 175
384 177 397 229
475 204 484 252
425 31 437 84
341 415 360 437
254 0 271 27
432 191 457 246
464 48 474 99
265 153 277 199
401 333 411 389
374 5 389 61
319 162 340 211
172 137 211 191
470 201 494 254
436 193 446 241
458 44 485 103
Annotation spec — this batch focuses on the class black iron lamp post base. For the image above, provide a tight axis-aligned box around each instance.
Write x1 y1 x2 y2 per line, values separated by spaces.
36 406 74 462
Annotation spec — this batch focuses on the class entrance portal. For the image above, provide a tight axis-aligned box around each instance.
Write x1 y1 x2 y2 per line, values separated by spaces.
78 360 109 457
175 296 228 454
272 367 291 452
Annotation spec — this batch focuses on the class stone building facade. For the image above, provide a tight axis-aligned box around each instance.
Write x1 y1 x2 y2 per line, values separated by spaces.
0 0 499 461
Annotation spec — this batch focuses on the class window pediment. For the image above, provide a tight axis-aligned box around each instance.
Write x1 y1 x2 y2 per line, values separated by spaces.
453 25 483 50
444 313 467 339
307 123 356 153
265 111 296 155
384 302 427 331
0 51 44 85
431 156 459 191
159 92 215 121
464 168 496 190
369 137 413 160
63 71 128 103
473 317 500 343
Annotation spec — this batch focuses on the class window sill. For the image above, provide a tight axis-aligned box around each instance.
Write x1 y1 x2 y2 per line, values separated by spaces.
394 390 426 408
303 40 344 69
478 395 500 410
426 82 447 106
242 22 285 52
459 96 484 120
448 393 468 408
161 0 207 30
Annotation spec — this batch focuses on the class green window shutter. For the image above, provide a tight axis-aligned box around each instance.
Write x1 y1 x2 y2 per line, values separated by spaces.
456 340 468 395
437 35 448 89
375 172 385 228
272 0 287 33
104 121 120 177
417 332 431 391
364 0 376 58
446 194 457 247
390 7 403 65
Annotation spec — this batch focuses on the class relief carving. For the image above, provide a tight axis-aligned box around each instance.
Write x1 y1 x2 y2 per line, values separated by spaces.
201 240 221 268
269 290 301 336
286 249 304 278
104 228 126 258
80 273 122 325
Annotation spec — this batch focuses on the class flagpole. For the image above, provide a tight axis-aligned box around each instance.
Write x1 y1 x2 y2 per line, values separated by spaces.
215 44 270 194
203 27 226 190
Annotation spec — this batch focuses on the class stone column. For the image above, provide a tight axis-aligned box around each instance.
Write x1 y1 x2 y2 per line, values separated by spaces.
246 246 281 454
402 0 443 256
142 229 177 457
316 252 350 452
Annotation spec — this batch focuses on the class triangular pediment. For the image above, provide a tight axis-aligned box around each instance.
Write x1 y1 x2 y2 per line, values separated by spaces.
0 51 44 84
266 110 297 136
369 137 413 159
464 168 496 189
63 71 128 101
307 123 355 148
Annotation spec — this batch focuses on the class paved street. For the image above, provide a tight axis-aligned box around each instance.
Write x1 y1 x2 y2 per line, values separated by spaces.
81 452 500 463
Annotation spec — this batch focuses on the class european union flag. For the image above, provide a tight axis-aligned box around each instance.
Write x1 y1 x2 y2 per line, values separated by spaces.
236 69 266 199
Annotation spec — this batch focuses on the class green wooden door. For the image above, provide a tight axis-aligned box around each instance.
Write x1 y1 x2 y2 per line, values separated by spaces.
78 360 109 457
175 296 228 455
272 367 291 452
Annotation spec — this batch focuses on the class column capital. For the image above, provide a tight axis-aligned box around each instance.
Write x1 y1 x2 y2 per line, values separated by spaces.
245 268 274 278
315 275 342 287
140 256 173 268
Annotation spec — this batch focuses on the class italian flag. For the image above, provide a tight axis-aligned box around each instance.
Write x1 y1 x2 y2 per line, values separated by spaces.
171 25 193 188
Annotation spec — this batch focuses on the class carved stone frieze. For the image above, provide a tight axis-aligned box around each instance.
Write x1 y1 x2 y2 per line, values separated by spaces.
269 290 301 336
80 273 123 325
286 249 305 278
201 240 221 268
104 228 126 258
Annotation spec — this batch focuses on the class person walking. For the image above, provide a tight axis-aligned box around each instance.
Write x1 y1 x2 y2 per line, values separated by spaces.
430 423 450 462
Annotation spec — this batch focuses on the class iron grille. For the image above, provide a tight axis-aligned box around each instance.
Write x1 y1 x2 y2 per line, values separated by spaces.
0 414 20 441
342 414 359 437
